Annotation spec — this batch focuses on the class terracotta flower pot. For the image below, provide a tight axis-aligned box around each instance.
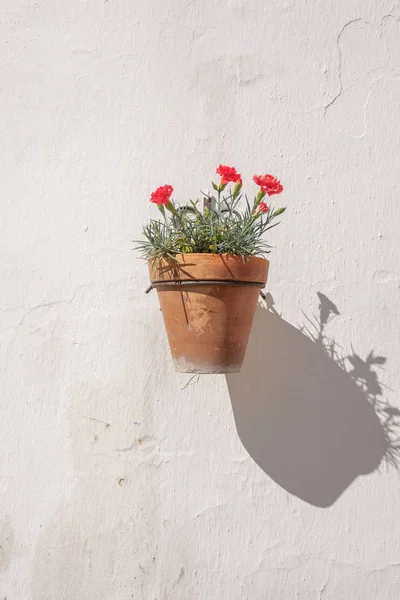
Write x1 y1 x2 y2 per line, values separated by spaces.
148 253 269 374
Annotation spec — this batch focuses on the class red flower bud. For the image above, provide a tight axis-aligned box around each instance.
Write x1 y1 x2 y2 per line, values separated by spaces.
254 202 269 215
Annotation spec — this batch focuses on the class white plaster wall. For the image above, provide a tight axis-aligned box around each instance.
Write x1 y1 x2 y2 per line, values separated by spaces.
1 0 400 598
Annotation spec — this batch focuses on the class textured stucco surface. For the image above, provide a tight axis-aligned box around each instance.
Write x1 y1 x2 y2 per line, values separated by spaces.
1 1 400 598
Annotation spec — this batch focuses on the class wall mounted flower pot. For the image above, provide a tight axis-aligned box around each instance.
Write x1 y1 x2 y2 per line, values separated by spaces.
148 253 269 374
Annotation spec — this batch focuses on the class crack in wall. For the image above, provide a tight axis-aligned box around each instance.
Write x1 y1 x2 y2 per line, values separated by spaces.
324 18 363 115
324 7 400 129
18 295 78 326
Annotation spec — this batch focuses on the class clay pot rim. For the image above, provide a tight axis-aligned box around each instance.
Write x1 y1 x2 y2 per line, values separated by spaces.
148 253 269 285
150 252 269 261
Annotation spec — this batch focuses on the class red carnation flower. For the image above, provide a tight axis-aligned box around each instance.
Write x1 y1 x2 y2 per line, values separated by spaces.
216 164 242 184
253 174 283 196
150 184 174 206
254 201 269 214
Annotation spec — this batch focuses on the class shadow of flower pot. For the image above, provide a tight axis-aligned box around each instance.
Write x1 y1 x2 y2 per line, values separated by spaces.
226 294 399 507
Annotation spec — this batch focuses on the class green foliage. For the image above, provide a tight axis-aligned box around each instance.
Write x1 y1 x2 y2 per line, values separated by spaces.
136 190 286 261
